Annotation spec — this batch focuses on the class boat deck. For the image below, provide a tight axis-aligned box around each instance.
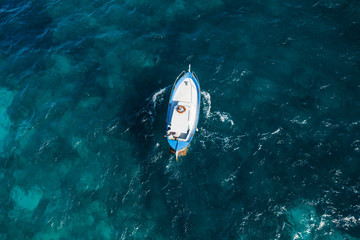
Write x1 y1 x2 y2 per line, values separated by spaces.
167 77 198 142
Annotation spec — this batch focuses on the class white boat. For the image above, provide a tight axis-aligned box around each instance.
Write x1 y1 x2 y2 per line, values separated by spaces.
165 65 201 160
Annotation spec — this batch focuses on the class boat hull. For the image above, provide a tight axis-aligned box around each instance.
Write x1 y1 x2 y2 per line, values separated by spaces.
166 68 201 156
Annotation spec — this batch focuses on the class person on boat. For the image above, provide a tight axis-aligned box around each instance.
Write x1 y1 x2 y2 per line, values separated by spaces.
165 126 175 137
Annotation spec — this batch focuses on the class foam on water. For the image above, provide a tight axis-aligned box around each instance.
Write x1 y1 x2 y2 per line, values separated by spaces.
201 90 235 126
134 86 170 141
151 87 168 109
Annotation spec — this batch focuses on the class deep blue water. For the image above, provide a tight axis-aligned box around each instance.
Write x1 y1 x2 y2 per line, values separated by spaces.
1 0 360 239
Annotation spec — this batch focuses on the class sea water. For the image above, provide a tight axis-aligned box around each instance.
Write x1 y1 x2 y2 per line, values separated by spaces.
0 0 360 239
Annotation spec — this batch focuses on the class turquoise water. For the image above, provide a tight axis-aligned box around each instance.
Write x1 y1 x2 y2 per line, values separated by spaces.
1 0 360 239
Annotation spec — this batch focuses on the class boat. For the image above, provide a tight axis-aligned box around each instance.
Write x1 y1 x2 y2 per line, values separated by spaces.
165 65 201 160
